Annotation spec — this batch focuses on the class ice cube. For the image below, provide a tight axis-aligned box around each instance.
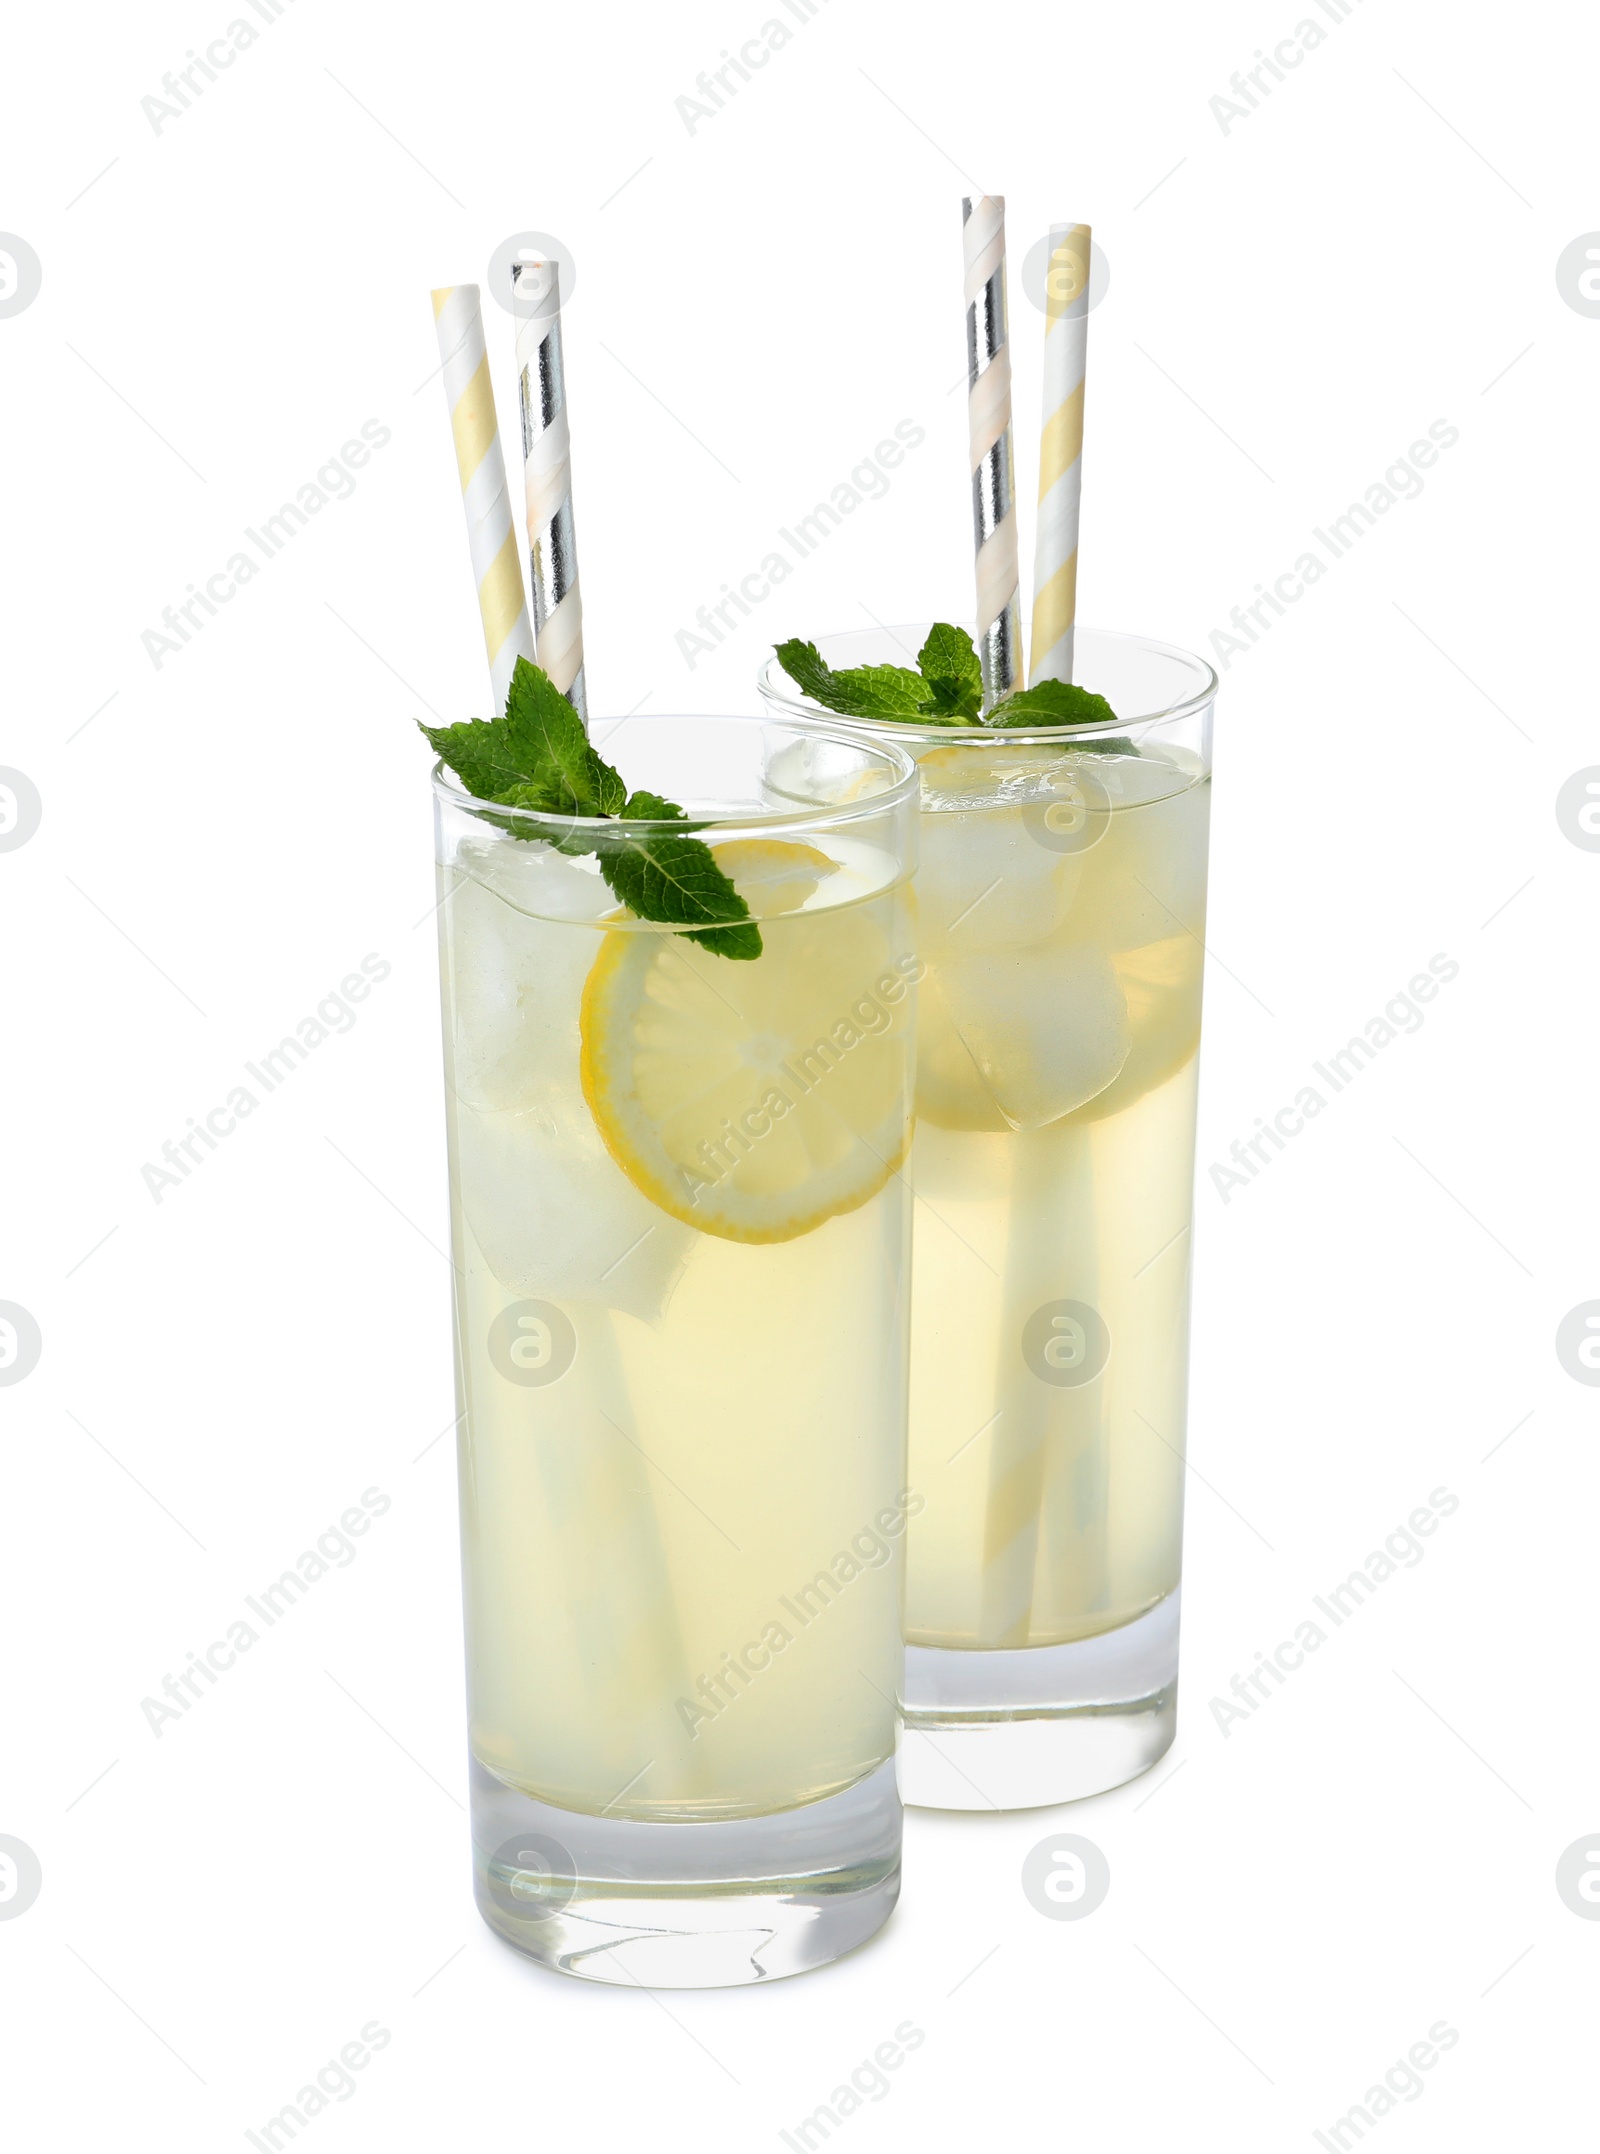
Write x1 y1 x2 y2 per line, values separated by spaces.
913 965 1009 1131
933 943 1130 1130
917 801 1078 957
915 746 1090 958
458 832 616 923
1056 759 1210 953
456 1102 693 1319
443 842 610 1114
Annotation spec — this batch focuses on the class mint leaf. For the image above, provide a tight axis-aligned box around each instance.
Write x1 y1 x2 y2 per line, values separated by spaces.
419 712 549 801
1073 734 1140 756
613 786 759 948
493 778 568 814
421 656 623 814
421 659 761 959
916 624 984 719
682 922 764 959
502 656 624 814
773 638 836 705
848 664 932 714
777 629 1129 738
985 679 1120 729
775 626 989 725
596 829 761 961
622 787 688 822
774 639 927 718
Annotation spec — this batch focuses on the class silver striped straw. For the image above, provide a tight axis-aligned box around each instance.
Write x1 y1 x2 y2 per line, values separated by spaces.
962 196 1021 708
512 258 587 722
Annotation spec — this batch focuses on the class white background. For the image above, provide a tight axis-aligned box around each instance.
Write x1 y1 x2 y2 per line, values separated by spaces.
3 0 1596 2145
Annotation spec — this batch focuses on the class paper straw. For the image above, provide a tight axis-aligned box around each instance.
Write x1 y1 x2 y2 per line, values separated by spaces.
513 259 587 722
962 196 1021 708
1029 224 1092 685
430 286 535 712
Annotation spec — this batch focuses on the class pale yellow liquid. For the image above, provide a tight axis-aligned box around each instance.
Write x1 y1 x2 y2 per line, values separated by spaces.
438 833 914 1820
901 746 1210 1650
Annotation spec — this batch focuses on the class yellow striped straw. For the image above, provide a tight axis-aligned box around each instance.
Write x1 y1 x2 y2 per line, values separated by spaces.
1029 224 1091 685
431 285 536 711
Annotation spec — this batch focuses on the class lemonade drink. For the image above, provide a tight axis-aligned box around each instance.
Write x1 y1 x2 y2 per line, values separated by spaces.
432 714 920 1983
906 738 1208 1647
759 628 1216 1807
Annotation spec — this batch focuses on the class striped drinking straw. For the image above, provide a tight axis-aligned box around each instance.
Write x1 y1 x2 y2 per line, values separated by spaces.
430 285 536 710
1029 224 1092 685
962 196 1021 709
512 258 587 722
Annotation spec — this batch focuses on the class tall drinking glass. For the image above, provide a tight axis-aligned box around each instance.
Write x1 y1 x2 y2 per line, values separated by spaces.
432 714 921 1982
759 631 1216 1809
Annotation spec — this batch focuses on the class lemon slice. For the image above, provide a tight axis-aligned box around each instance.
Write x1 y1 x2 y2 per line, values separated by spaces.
1068 933 1203 1124
580 841 913 1243
915 739 1074 799
706 839 832 917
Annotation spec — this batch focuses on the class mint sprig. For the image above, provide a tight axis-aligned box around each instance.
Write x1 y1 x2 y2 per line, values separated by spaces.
775 624 1123 735
915 623 984 720
771 639 932 720
983 676 1119 729
422 658 761 961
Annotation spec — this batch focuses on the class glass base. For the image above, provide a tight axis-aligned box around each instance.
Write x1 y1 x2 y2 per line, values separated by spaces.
470 1755 900 1986
900 1589 1180 1810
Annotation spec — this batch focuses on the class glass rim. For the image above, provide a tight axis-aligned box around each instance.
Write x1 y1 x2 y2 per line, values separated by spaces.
755 623 1219 744
429 709 922 836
